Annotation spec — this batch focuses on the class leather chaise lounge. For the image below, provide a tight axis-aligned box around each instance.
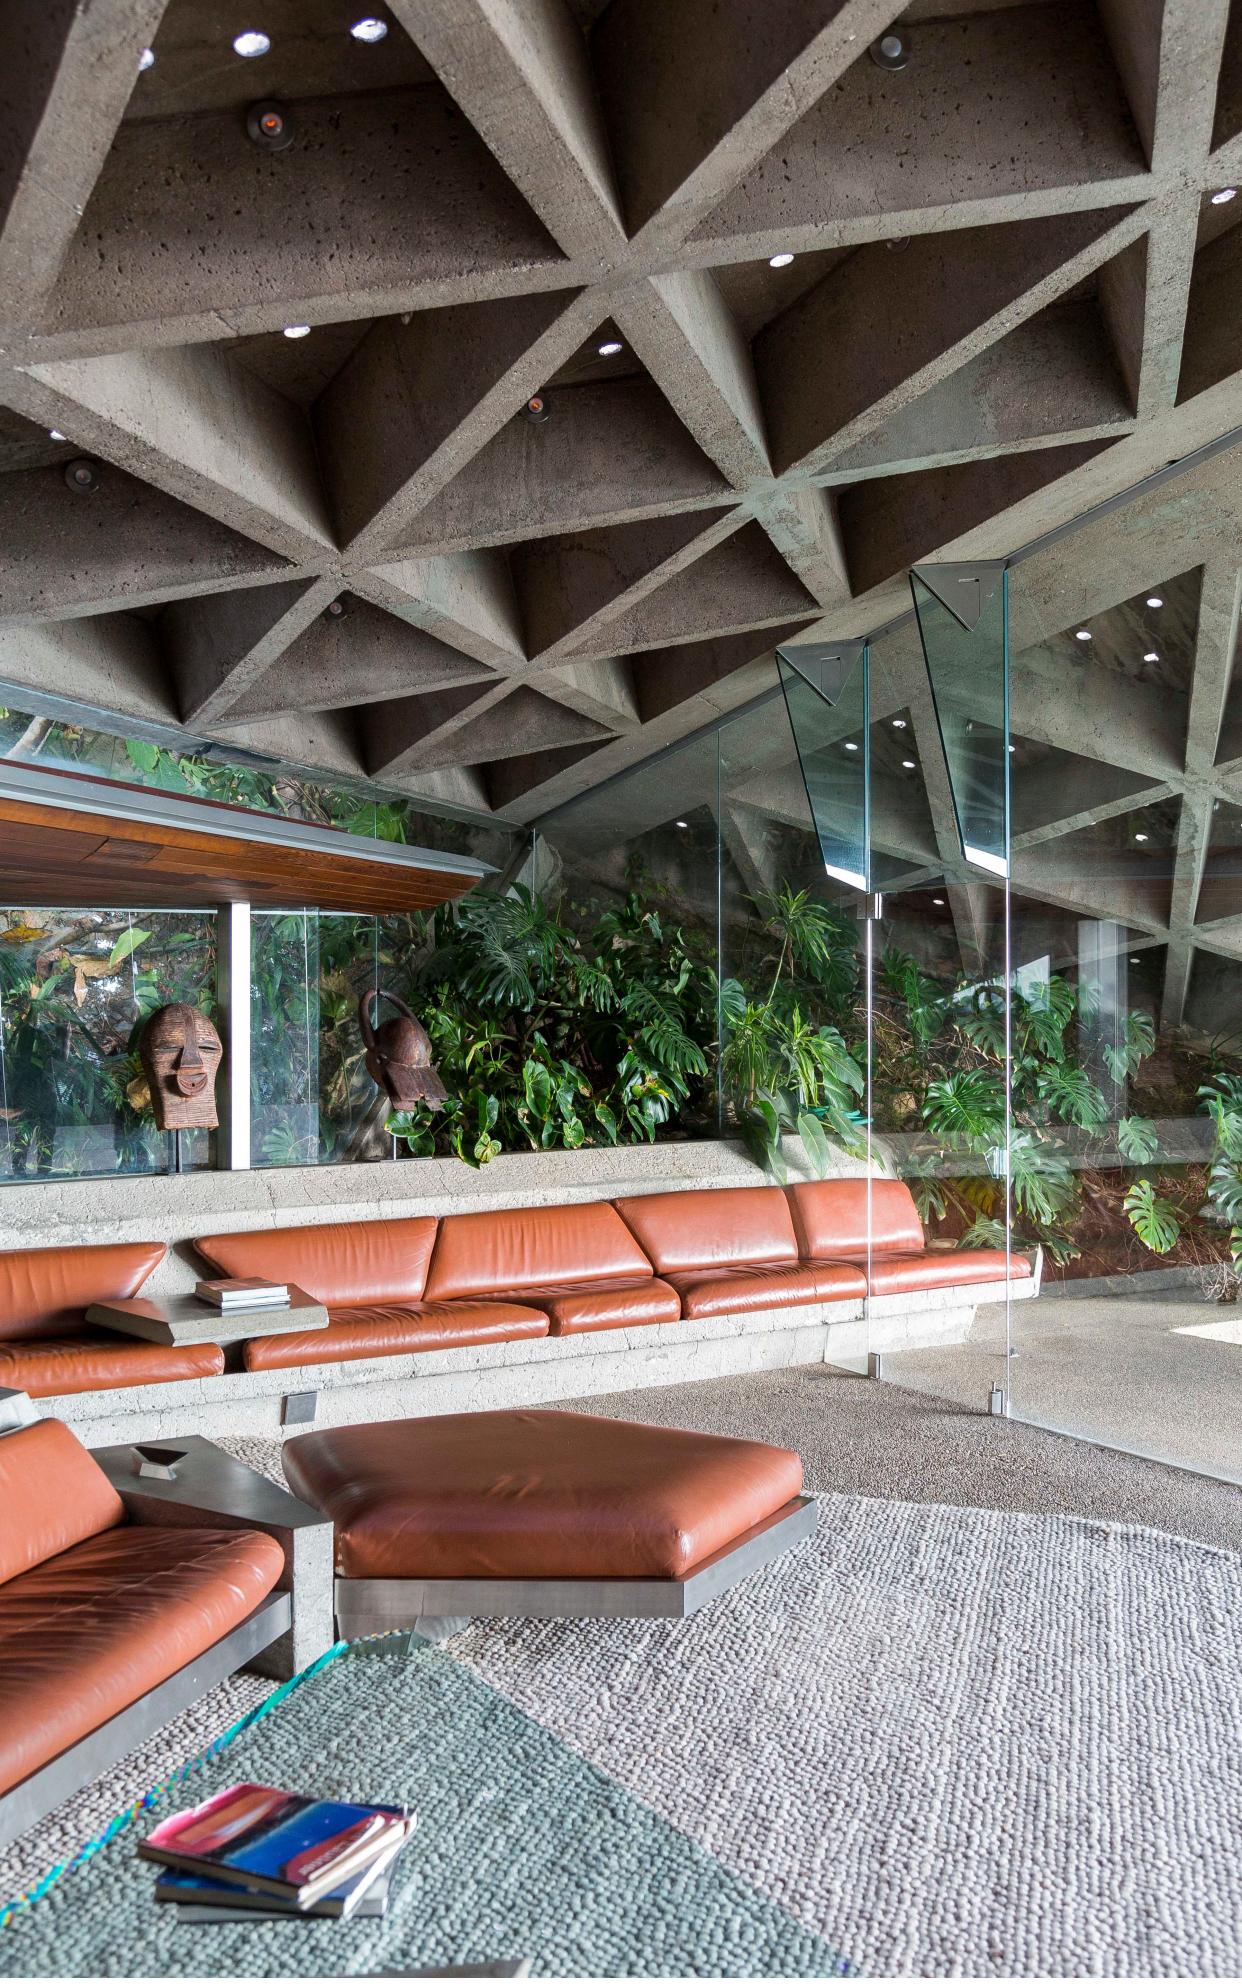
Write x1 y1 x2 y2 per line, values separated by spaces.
0 1413 287 1851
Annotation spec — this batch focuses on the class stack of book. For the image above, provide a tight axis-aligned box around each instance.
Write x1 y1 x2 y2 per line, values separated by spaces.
139 1782 417 1923
195 1277 291 1314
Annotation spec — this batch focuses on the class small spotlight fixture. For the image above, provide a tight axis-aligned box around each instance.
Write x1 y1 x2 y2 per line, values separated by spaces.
138 46 155 71
1074 628 1091 641
48 429 65 442
1212 187 1237 205
325 598 347 619
1146 594 1163 607
1134 831 1149 843
768 251 795 268
247 99 294 149
233 29 271 57
597 339 623 357
64 457 98 494
283 324 310 338
1144 650 1159 662
522 392 550 423
349 16 388 40
901 758 916 770
870 29 910 70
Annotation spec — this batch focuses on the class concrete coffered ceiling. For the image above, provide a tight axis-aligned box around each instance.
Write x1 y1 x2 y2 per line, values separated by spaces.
6 0 1242 872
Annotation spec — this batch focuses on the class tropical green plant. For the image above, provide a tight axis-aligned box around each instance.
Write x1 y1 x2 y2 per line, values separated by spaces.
1122 1178 1183 1254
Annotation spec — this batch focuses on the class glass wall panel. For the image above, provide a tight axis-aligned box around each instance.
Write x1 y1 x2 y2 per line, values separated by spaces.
0 907 216 1180
250 912 429 1167
856 569 1014 1410
1007 568 1241 1481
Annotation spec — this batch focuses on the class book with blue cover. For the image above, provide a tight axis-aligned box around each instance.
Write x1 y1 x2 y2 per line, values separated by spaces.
138 1783 412 1909
153 1840 405 1921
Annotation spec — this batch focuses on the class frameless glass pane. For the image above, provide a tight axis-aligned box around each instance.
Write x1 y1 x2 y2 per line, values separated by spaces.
1007 566 1240 1482
776 639 869 891
911 566 1008 877
0 907 216 1181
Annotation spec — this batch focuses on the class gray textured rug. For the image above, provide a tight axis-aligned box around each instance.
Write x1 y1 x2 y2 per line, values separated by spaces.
454 1495 1242 1977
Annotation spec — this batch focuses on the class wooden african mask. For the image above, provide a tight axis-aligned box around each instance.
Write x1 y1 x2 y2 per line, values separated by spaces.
139 1002 223 1130
359 989 447 1109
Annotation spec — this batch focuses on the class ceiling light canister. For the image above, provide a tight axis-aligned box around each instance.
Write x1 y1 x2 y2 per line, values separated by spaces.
768 251 795 268
283 324 311 338
350 16 388 40
1212 187 1237 205
598 340 623 356
1075 629 1091 641
233 29 271 57
1146 595 1163 607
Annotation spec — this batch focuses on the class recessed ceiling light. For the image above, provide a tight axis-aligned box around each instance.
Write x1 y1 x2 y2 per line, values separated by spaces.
1134 831 1149 843
1144 650 1159 662
1212 187 1237 205
768 251 795 269
64 458 98 493
48 429 65 441
1146 594 1163 608
597 339 623 357
933 897 945 906
844 741 859 752
138 46 155 70
349 16 388 40
1008 744 1016 753
870 29 910 70
282 324 310 338
675 819 689 828
232 29 271 57
1130 956 1141 964
1075 628 1091 641
901 758 916 770
891 717 907 729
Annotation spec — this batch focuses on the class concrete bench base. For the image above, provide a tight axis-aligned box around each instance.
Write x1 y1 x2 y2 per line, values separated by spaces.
39 1277 1036 1447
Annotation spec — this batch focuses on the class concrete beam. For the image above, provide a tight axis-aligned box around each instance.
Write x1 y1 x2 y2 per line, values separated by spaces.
0 462 289 624
37 84 573 349
0 0 167 328
756 207 1144 478
16 343 336 561
392 0 625 259
316 289 599 558
162 577 340 726
612 271 771 485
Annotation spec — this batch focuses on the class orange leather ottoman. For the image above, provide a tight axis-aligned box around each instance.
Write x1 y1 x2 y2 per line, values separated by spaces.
284 1407 816 1634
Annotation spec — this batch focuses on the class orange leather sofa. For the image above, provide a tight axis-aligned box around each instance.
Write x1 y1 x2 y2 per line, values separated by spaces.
0 1240 224 1398
0 1415 285 1843
786 1178 1032 1297
420 1200 683 1335
195 1214 550 1373
614 1184 868 1317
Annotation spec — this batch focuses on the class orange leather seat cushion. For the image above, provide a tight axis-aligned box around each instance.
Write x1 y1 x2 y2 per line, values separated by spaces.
196 1217 439 1308
786 1177 925 1258
242 1299 548 1372
0 1239 166 1341
0 1419 124 1584
864 1249 1032 1296
667 1259 867 1319
423 1201 654 1303
614 1186 801 1274
0 1333 224 1398
513 1276 681 1336
283 1408 804 1581
0 1523 284 1797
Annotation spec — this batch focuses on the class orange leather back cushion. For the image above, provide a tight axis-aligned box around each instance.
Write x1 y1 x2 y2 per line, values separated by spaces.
0 1418 125 1585
613 1187 799 1273
424 1201 653 1301
0 1240 166 1343
786 1177 924 1257
196 1218 438 1308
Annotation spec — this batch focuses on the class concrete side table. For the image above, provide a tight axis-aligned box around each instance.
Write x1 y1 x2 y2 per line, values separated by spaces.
87 1286 328 1348
92 1433 335 1681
